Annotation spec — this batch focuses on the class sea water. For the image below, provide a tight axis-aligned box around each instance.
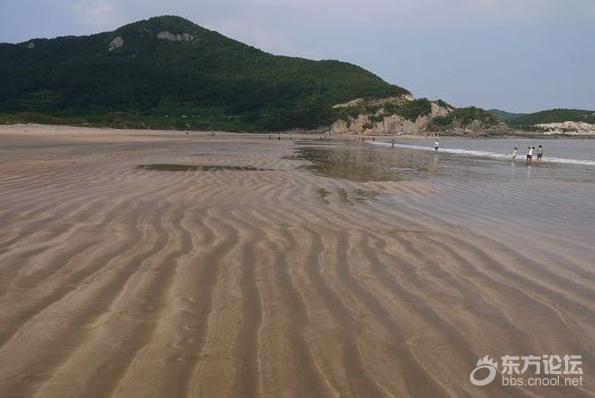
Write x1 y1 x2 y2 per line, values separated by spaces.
371 137 595 166
299 138 595 251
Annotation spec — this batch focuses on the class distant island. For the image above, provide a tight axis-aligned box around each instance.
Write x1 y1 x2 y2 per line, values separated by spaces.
501 109 595 135
1 15 594 136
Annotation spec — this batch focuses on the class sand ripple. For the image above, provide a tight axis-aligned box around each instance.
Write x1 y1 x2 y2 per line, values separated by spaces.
0 125 593 398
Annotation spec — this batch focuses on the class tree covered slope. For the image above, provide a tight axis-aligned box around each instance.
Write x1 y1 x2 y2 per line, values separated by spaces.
0 16 410 131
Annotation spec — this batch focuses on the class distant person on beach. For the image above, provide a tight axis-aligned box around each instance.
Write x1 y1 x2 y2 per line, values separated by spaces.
391 138 396 147
512 147 518 160
527 146 533 163
434 140 439 151
537 145 544 161
268 133 272 140
278 133 281 141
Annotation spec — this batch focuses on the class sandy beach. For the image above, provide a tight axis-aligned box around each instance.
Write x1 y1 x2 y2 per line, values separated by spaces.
0 124 593 398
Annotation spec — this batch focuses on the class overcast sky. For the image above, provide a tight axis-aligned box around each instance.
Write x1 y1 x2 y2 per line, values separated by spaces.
1 0 594 112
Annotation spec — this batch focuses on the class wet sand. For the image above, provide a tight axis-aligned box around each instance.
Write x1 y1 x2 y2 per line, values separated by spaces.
0 124 593 398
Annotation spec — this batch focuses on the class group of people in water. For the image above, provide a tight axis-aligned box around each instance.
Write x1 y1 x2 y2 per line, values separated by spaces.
390 138 546 165
512 145 544 163
431 140 545 164
191 130 546 166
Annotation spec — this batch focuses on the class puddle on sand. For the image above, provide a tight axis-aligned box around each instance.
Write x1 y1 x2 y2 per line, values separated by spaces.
137 164 271 172
294 145 431 182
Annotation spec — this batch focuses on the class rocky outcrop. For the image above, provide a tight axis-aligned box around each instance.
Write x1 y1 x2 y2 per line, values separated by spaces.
332 119 350 133
332 114 433 135
108 36 124 51
107 31 195 51
430 102 449 118
331 99 452 135
536 121 595 135
379 114 433 134
157 31 195 42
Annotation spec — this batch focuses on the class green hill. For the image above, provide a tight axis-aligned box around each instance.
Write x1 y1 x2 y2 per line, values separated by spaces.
0 16 410 131
488 109 526 121
508 108 595 127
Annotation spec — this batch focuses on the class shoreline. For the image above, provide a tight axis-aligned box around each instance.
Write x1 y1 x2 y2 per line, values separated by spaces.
2 122 595 139
367 139 595 167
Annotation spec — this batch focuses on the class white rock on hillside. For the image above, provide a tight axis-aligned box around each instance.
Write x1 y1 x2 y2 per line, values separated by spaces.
333 98 365 109
157 31 195 42
108 36 124 51
536 121 595 135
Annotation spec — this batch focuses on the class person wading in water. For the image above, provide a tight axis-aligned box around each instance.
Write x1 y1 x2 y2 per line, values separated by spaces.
527 146 534 164
536 145 544 161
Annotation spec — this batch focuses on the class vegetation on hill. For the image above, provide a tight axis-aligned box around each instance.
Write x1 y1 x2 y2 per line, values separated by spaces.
333 97 436 123
384 98 434 121
0 16 409 131
508 108 595 127
488 109 526 121
429 107 500 131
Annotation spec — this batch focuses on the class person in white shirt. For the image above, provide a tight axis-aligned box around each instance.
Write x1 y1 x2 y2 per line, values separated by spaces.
527 146 534 163
434 140 439 151
512 147 518 161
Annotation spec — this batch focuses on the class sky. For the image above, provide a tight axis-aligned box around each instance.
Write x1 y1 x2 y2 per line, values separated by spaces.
1 0 594 113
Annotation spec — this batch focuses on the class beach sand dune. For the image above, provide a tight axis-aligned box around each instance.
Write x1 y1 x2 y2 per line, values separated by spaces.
0 125 593 398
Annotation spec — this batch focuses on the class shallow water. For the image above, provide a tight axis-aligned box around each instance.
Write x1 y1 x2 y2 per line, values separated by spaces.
297 139 595 248
376 137 595 166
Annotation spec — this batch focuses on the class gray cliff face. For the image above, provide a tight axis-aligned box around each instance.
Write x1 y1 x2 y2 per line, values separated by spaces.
332 114 432 135
331 100 452 135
